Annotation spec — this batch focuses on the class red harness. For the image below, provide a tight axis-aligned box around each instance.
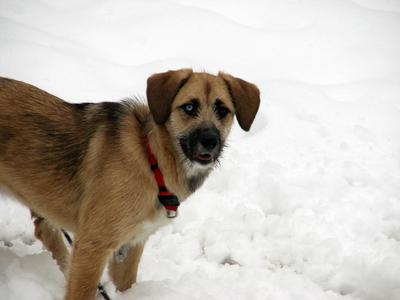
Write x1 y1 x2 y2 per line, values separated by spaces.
145 139 180 218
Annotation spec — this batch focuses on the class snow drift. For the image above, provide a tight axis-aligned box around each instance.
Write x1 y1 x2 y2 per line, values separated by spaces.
1 0 400 299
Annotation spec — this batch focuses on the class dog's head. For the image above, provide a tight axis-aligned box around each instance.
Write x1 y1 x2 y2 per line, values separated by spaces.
147 69 260 171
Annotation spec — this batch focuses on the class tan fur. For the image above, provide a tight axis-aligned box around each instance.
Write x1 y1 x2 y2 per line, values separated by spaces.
108 243 145 291
0 70 260 300
32 212 70 273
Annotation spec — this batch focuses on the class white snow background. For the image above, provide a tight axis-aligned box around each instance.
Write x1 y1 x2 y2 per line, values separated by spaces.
1 0 400 299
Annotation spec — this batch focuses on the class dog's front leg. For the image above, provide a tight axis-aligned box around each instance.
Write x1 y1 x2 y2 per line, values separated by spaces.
64 226 117 300
109 242 145 291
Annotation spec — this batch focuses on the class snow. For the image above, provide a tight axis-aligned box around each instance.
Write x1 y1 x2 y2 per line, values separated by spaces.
1 0 400 299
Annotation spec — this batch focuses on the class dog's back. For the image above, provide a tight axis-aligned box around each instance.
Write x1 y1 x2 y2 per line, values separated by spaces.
0 78 85 174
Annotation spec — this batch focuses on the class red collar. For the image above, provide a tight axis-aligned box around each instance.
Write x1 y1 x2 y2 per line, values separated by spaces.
145 138 180 218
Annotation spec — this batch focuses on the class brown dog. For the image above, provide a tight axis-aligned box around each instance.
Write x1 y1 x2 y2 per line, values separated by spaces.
0 69 260 300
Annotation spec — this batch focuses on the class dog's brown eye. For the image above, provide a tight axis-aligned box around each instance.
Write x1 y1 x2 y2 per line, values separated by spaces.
181 100 199 117
215 100 230 119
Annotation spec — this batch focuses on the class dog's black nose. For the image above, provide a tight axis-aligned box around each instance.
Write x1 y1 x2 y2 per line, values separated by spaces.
199 129 220 151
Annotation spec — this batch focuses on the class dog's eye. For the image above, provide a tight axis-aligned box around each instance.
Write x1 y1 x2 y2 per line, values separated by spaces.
184 104 194 112
181 100 199 117
215 100 230 119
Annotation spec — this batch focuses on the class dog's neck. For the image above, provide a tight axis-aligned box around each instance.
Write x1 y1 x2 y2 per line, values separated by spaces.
145 120 211 199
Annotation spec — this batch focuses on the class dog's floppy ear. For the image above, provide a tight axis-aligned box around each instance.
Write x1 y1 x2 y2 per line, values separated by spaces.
218 72 260 131
146 69 193 124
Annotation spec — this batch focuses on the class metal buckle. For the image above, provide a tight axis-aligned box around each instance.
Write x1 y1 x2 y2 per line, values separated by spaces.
166 209 178 218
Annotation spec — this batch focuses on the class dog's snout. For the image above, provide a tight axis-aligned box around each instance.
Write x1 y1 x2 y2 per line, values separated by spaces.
200 135 218 151
199 129 220 151
180 127 222 164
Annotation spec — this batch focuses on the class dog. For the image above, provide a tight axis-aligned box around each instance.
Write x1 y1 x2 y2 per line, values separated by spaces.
0 69 260 300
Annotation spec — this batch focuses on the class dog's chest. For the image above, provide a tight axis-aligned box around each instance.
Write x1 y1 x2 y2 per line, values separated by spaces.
129 209 170 246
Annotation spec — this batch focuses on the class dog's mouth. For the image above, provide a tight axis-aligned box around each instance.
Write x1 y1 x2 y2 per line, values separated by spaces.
195 153 213 163
179 127 222 166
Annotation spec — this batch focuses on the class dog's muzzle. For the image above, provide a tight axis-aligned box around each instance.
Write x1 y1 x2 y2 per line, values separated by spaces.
179 127 221 165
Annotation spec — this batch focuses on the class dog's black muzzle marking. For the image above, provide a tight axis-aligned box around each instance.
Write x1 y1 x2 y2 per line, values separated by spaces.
179 127 221 165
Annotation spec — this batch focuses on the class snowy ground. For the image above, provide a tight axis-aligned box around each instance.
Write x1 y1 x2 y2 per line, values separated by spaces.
1 0 400 299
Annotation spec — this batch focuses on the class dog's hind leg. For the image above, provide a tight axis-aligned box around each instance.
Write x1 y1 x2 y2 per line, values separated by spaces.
31 211 70 274
108 242 145 291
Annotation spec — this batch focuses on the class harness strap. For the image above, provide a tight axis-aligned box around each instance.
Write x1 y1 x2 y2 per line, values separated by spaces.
145 138 180 218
